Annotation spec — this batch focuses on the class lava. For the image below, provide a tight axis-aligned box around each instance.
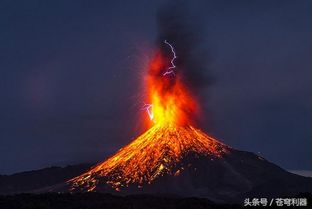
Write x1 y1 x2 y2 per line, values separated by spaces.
70 125 228 191
68 41 229 192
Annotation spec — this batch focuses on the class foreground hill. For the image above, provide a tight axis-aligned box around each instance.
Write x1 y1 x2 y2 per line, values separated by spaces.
0 192 238 209
0 164 92 194
0 192 310 209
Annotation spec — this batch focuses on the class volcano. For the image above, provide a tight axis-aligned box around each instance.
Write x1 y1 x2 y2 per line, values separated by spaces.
69 125 228 192
66 124 312 202
66 126 312 202
64 40 312 202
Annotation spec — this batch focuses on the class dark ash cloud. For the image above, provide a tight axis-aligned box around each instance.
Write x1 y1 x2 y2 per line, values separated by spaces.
156 2 213 95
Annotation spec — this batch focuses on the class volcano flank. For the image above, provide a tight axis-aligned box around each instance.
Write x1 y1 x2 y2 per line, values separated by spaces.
69 125 228 192
65 125 312 202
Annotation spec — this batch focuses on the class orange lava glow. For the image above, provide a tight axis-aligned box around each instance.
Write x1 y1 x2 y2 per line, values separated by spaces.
68 44 229 192
70 125 228 191
145 51 197 126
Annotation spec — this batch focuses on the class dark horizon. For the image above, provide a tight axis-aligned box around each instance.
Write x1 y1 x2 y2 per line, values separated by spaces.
1 0 312 174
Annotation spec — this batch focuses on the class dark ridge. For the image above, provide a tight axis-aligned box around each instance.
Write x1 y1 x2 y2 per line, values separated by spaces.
0 192 310 209
0 163 93 194
0 193 240 209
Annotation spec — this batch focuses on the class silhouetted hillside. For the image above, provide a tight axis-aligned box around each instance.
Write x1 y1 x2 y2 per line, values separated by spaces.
0 164 92 194
0 193 240 209
0 193 311 209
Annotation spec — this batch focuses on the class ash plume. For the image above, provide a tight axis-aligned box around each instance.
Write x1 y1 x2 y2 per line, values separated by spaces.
156 3 212 97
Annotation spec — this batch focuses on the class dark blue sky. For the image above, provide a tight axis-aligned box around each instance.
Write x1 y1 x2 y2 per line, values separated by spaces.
1 0 312 174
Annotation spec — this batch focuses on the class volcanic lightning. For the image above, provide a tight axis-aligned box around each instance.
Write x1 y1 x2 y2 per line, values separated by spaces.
162 40 177 76
142 103 154 120
68 39 230 192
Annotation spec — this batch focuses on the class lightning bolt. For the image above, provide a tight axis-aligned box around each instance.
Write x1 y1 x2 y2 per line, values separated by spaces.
143 103 154 120
163 40 177 76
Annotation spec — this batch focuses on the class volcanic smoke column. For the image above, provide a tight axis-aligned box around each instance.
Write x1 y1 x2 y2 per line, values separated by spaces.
146 4 212 127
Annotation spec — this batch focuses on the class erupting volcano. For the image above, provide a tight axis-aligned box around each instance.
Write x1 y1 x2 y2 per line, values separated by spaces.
61 9 312 202
63 36 312 202
68 40 230 193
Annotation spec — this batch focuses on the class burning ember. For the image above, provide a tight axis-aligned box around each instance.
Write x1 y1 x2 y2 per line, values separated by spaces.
68 40 229 192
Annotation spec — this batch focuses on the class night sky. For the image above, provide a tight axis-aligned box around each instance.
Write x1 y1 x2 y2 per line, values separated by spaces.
1 0 312 174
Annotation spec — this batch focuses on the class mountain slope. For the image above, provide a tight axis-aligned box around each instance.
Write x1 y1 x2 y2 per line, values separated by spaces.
64 126 312 202
68 125 229 192
0 164 92 194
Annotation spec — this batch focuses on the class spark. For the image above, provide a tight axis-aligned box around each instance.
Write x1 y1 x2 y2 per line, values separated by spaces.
163 40 177 76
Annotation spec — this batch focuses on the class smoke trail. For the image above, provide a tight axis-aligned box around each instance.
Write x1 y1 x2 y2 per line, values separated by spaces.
156 2 212 95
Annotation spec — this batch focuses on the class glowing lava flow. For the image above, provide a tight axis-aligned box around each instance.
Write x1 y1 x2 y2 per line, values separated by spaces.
70 125 228 192
68 40 229 192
